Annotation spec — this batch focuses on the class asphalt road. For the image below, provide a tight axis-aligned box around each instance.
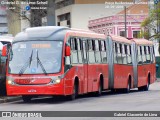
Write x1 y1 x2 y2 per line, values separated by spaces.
0 81 160 120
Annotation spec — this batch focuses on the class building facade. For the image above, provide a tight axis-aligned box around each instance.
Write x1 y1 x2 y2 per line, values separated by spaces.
55 0 133 29
0 4 8 35
88 3 148 38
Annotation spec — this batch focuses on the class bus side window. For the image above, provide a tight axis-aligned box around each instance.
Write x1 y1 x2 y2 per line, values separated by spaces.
138 46 142 64
123 44 127 65
127 45 132 64
150 46 153 63
88 40 95 63
142 46 146 63
82 39 87 63
95 40 101 63
117 43 123 64
146 46 151 63
152 46 155 62
114 42 118 64
71 37 78 64
121 44 126 64
101 41 107 63
77 38 82 64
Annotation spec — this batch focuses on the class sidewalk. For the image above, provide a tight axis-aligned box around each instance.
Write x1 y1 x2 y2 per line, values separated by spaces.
156 78 160 82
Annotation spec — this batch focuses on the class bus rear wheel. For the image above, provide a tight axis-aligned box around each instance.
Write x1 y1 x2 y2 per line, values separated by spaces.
95 81 102 96
124 81 130 93
22 95 32 103
138 86 144 91
143 79 150 91
138 76 150 91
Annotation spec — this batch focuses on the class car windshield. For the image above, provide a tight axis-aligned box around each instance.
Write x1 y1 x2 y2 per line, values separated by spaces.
8 40 63 74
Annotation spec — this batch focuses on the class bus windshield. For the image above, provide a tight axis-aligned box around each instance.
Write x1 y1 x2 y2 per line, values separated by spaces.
8 40 63 74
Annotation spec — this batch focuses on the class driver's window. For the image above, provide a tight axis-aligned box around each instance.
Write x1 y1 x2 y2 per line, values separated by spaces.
70 37 78 64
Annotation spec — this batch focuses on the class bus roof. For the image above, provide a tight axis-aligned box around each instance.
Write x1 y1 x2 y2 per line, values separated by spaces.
132 39 153 46
66 30 105 39
109 35 132 44
13 26 69 42
13 26 106 42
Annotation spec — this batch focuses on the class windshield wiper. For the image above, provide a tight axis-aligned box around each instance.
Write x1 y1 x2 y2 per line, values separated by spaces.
36 50 47 75
19 50 33 76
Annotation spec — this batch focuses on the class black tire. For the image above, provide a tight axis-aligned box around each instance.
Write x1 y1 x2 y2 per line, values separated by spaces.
143 79 149 91
138 76 150 91
95 81 102 96
124 81 130 93
22 95 32 103
138 86 144 91
111 89 116 93
68 82 78 100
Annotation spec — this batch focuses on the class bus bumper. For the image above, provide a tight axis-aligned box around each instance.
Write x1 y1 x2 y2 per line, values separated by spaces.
6 84 65 96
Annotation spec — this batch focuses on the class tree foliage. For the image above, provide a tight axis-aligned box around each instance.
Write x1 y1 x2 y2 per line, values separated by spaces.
7 0 48 27
141 3 160 40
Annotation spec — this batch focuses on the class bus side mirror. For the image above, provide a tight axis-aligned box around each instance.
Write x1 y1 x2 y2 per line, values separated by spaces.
2 45 7 57
65 46 71 56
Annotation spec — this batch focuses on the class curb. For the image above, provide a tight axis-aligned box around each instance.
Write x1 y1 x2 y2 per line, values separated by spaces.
0 96 21 103
156 79 160 82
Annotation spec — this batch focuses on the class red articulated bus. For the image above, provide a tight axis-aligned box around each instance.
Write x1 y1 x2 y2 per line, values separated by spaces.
2 26 156 102
3 26 108 102
132 39 156 91
107 35 156 93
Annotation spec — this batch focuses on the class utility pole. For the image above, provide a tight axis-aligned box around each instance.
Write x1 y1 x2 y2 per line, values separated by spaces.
47 0 56 26
124 6 127 38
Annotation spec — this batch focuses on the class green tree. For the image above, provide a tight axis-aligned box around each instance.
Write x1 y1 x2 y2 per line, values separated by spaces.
141 2 160 52
7 0 48 27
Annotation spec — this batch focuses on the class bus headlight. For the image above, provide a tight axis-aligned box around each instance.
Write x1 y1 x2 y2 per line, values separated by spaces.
7 80 15 85
50 76 61 84
7 76 15 85
55 79 61 84
8 80 12 84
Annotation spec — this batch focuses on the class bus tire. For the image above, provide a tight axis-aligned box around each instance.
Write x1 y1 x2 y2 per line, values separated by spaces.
22 95 32 103
143 75 150 91
124 80 131 93
68 80 78 100
138 86 144 91
95 80 103 96
111 89 116 93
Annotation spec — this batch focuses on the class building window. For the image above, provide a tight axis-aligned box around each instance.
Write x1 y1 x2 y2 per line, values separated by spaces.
120 31 125 37
133 31 140 38
57 13 71 27
55 0 75 9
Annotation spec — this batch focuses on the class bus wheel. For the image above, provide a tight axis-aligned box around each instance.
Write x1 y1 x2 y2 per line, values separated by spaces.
111 89 116 93
22 95 32 103
95 81 102 96
69 82 78 100
138 86 144 91
124 81 130 93
143 78 150 91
